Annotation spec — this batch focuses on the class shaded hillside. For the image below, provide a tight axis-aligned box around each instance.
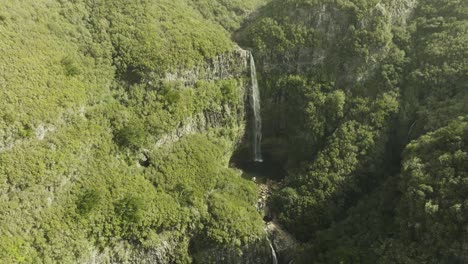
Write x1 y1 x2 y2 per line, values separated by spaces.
238 0 467 262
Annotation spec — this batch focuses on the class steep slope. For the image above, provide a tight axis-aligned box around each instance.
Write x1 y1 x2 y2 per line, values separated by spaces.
0 0 271 263
239 0 412 236
238 0 467 262
1 0 466 263
189 0 269 31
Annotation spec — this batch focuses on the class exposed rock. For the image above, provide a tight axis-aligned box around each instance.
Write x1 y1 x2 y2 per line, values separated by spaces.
192 240 272 264
85 239 179 264
0 123 56 152
266 222 300 264
256 179 299 264
35 124 56 140
163 46 250 86
154 105 245 148
153 47 252 148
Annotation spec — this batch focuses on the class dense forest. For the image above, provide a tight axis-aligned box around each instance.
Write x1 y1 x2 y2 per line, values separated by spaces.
238 0 467 262
0 0 466 263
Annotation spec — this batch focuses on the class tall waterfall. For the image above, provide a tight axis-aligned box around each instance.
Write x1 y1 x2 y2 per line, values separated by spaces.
249 53 263 162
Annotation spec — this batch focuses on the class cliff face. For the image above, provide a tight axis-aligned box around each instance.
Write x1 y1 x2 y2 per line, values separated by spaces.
154 47 251 148
236 0 468 262
164 47 251 86
242 0 416 85
83 48 272 264
237 0 416 166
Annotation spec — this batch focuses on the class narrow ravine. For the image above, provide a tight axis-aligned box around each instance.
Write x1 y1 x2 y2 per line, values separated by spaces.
251 173 298 264
246 51 294 263
266 236 279 264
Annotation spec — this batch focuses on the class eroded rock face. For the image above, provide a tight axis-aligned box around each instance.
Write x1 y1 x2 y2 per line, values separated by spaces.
257 180 299 264
192 241 272 264
84 236 183 264
86 217 273 264
265 222 299 264
153 104 244 149
151 46 253 149
163 46 251 86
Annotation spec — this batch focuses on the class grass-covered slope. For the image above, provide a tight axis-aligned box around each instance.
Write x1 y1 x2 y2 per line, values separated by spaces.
189 0 268 31
0 0 269 263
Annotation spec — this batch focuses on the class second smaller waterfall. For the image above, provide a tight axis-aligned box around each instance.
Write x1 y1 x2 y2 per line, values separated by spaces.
249 53 263 162
266 237 278 264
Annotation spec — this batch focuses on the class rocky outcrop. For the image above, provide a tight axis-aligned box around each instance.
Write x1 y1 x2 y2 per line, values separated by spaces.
163 46 250 86
0 120 63 152
154 106 240 148
265 222 299 264
256 179 279 217
257 179 299 264
85 235 184 264
150 46 253 150
192 240 272 264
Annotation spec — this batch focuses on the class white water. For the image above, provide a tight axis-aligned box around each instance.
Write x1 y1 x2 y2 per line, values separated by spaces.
267 237 279 264
249 53 263 162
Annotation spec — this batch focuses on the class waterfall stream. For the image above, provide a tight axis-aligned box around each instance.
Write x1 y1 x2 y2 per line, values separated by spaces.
249 53 263 162
247 52 280 264
266 236 279 264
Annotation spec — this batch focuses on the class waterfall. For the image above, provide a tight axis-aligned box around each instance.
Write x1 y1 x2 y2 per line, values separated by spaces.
267 237 278 264
249 53 263 162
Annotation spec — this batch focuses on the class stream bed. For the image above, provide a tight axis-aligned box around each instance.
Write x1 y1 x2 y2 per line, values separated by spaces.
233 159 298 264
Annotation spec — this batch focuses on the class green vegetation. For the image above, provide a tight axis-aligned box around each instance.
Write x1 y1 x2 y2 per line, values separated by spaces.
0 0 267 262
1 0 466 262
239 0 467 262
395 118 467 262
190 0 268 31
